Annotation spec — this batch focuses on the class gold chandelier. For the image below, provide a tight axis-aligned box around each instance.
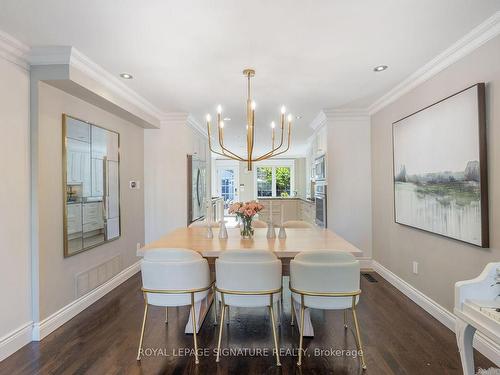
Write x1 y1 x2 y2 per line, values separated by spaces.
206 68 292 171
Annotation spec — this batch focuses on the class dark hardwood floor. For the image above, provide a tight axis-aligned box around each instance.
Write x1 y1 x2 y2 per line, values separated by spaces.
0 272 493 375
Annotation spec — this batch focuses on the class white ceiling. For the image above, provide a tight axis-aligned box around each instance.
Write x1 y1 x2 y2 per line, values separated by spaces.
1 0 499 155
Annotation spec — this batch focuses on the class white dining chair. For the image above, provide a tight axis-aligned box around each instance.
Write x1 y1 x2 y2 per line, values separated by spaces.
215 249 282 366
188 220 220 228
282 220 314 229
137 248 214 364
251 219 268 228
290 250 366 369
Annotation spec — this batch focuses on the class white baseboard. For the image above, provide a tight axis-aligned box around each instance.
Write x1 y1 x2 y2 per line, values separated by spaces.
356 257 373 270
32 260 141 341
372 260 499 366
0 321 33 362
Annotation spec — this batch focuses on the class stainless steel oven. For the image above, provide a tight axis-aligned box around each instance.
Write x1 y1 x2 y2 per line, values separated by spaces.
315 183 327 228
314 155 326 181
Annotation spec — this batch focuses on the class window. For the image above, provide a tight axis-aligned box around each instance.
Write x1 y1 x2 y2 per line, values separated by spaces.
255 161 294 198
257 167 273 197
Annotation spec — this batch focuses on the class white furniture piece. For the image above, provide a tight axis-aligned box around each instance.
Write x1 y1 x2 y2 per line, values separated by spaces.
215 249 282 366
454 262 500 374
138 248 214 364
283 220 314 229
251 219 268 228
189 219 240 228
290 250 366 369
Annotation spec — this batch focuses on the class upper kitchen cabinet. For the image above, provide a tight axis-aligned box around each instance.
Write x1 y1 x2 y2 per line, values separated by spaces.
92 126 119 161
316 126 327 156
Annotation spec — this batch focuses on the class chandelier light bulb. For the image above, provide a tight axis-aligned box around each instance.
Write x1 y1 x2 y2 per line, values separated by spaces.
281 106 286 114
287 114 293 122
271 121 276 129
251 101 256 110
206 114 211 122
217 105 222 114
219 121 224 128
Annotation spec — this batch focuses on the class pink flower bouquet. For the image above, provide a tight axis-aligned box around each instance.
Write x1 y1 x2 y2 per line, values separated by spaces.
228 201 264 238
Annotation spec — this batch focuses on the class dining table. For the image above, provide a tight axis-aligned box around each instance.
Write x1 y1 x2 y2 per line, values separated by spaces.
137 226 364 336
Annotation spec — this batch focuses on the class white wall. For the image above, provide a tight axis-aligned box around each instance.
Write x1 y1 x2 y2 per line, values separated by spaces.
326 114 372 257
0 54 32 358
144 118 209 242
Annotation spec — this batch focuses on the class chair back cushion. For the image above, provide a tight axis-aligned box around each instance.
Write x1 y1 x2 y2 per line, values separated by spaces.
290 250 360 309
141 248 210 307
216 250 281 307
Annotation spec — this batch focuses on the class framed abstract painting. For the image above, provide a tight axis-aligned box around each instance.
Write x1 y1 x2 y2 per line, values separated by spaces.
392 83 488 247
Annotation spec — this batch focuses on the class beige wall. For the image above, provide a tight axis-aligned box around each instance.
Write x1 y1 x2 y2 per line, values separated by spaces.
327 115 372 256
0 57 31 339
371 35 500 311
37 82 145 319
144 120 209 242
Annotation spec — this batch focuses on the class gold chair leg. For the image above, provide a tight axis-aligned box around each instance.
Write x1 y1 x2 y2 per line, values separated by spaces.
344 309 348 329
165 307 168 324
297 295 305 366
216 304 226 362
277 300 282 326
213 287 218 325
191 293 199 364
269 304 282 366
136 303 149 361
352 304 367 370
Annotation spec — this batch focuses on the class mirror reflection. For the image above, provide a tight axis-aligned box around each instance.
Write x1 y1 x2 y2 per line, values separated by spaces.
64 115 120 257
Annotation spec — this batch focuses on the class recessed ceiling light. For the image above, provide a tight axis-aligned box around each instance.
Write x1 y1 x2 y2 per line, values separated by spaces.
223 117 231 121
296 115 302 119
373 65 388 72
120 73 133 79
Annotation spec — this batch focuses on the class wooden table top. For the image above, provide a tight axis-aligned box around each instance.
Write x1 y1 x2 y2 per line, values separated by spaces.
138 227 363 258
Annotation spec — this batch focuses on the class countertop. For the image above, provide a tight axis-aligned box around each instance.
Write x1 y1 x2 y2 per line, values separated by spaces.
258 197 315 203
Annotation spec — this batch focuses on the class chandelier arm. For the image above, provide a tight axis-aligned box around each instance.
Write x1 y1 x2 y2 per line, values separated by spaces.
215 111 246 161
217 128 246 162
207 121 246 160
253 123 291 161
251 121 286 161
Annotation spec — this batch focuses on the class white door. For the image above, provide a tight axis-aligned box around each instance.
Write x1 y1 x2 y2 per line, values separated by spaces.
216 166 239 214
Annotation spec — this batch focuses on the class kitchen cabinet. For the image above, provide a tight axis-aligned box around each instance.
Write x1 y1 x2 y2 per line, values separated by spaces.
83 202 104 233
67 203 82 236
298 200 316 225
258 199 315 226
67 139 91 196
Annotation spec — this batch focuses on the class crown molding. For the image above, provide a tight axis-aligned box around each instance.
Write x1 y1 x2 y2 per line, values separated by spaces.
69 48 165 120
368 11 500 115
323 108 369 122
28 46 164 128
187 115 208 138
28 46 72 65
0 30 30 69
308 111 327 130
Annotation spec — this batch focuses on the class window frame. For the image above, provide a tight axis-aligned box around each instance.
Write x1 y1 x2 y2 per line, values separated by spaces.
254 159 295 198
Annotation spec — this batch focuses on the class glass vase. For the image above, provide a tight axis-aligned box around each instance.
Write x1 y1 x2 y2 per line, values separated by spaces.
240 217 254 239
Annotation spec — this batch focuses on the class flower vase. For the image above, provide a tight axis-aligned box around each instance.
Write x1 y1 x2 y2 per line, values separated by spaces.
240 217 254 239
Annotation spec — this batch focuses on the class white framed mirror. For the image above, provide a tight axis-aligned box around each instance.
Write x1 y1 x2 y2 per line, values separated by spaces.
63 114 121 257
